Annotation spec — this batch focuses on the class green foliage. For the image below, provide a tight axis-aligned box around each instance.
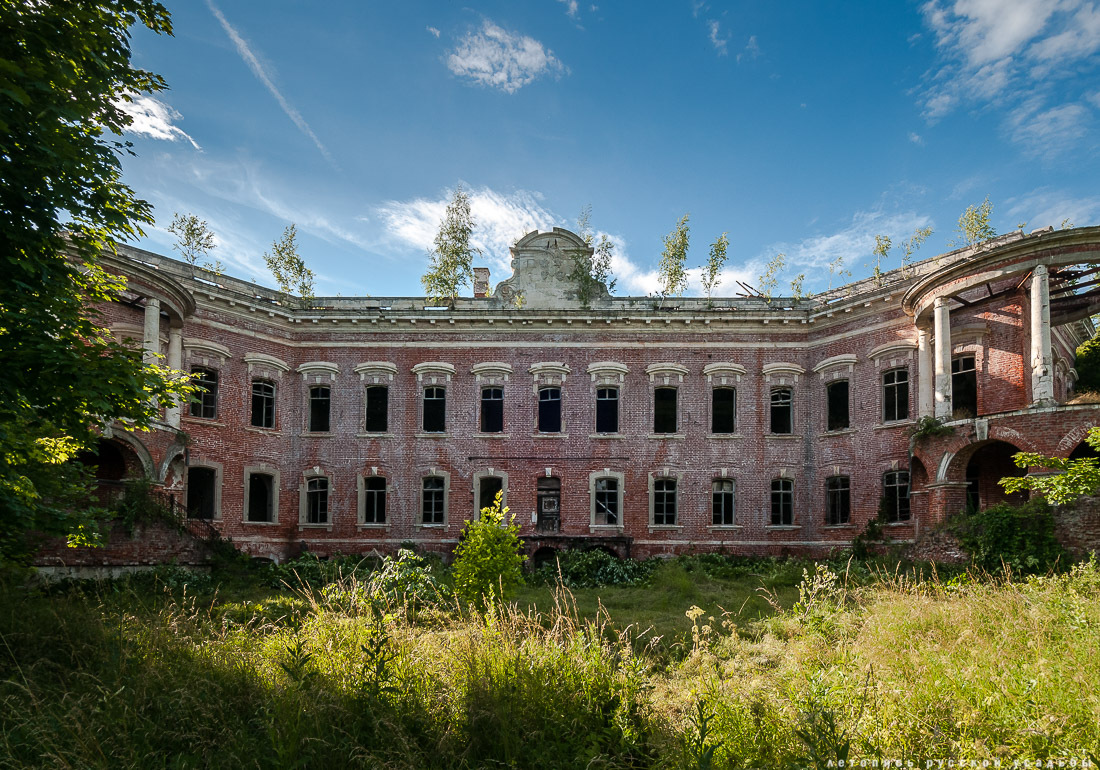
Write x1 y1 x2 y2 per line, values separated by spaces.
758 252 786 302
111 476 182 536
0 1 196 565
700 232 728 301
908 415 955 440
451 492 526 605
166 211 217 270
1000 426 1100 504
955 196 996 246
318 548 452 612
657 213 690 302
850 498 890 560
950 498 1067 574
901 225 933 274
532 548 656 588
569 204 617 307
1073 332 1100 393
826 255 851 289
262 224 315 306
422 184 479 303
870 233 891 286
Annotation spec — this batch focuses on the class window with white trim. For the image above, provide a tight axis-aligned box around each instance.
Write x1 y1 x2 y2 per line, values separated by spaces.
825 476 850 525
653 478 677 525
883 471 910 522
712 479 735 525
364 385 388 432
308 386 330 432
770 388 793 434
770 478 793 525
826 381 849 431
481 387 504 433
423 387 446 432
246 471 275 522
251 380 275 429
594 477 619 525
595 387 619 433
537 387 562 433
712 388 736 434
422 476 446 524
306 477 329 524
190 367 218 419
882 368 909 423
363 476 386 524
654 387 677 434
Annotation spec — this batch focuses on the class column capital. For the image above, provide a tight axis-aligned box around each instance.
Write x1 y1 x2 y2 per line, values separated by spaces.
933 295 950 309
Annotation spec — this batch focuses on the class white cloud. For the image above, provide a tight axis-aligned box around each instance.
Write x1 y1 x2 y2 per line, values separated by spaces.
557 0 579 19
206 0 332 164
1005 188 1100 230
737 35 760 63
427 26 440 38
708 20 730 56
1008 100 1091 158
446 21 565 93
114 94 200 149
909 131 925 144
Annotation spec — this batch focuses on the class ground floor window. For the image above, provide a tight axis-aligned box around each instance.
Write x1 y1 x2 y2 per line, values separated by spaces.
653 478 677 525
363 477 386 524
712 479 735 525
825 476 850 525
883 471 911 522
770 478 793 525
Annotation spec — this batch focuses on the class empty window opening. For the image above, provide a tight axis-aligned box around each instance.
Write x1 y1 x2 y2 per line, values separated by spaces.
308 386 331 432
363 476 386 524
883 471 910 522
306 477 328 524
712 479 735 525
536 477 561 532
479 476 503 515
770 478 793 525
770 388 793 434
952 356 977 418
654 387 677 433
538 387 562 433
423 387 446 433
247 472 274 522
653 478 677 525
883 368 909 423
826 381 849 431
481 387 504 433
422 476 445 523
712 388 736 434
365 385 388 433
826 476 850 526
594 477 619 525
251 380 275 429
187 466 216 519
595 388 619 433
190 368 218 419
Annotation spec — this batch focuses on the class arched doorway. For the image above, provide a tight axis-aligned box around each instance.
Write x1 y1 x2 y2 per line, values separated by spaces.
962 440 1027 511
75 438 139 506
1069 439 1100 462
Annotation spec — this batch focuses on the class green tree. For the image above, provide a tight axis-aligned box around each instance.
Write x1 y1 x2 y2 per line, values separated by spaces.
870 234 891 286
1000 427 1100 504
657 214 690 304
0 1 192 564
569 205 617 308
759 252 786 302
1074 333 1100 393
827 255 851 289
167 211 219 271
422 185 479 304
451 492 526 607
701 232 728 302
955 197 996 246
901 226 933 275
263 224 315 307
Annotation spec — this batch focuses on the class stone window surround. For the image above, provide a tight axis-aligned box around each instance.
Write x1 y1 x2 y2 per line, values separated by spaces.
186 460 223 521
419 467 451 527
298 466 334 529
356 466 390 527
704 363 744 437
767 468 797 528
356 363 398 434
472 469 509 519
413 363 455 435
646 363 688 438
588 362 627 435
588 468 625 531
881 365 911 425
243 463 280 524
647 468 683 530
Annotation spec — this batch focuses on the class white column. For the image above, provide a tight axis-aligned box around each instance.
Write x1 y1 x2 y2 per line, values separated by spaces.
917 326 934 418
933 297 952 420
1030 264 1055 405
142 297 161 366
166 325 183 428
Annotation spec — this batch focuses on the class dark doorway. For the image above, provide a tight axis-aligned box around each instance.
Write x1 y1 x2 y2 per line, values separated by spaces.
187 467 217 519
536 477 561 532
963 441 1026 511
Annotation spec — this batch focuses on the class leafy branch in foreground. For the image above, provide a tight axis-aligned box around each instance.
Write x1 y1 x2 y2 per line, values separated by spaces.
1000 426 1100 505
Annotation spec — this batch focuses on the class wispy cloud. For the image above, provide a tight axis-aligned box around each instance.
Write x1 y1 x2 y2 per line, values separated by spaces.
114 94 201 149
1007 99 1091 159
426 26 440 38
1005 188 1100 230
557 0 579 19
708 20 730 56
446 21 565 93
205 0 332 164
908 132 924 144
737 35 760 63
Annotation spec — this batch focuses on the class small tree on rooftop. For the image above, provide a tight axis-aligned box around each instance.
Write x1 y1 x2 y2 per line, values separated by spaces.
701 231 728 303
759 252 786 303
955 197 996 247
422 184 479 305
657 213 690 305
569 204 617 308
263 224 315 307
167 212 222 274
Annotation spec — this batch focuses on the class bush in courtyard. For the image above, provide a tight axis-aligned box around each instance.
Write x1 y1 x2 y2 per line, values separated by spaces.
532 548 656 588
451 492 526 605
950 498 1067 574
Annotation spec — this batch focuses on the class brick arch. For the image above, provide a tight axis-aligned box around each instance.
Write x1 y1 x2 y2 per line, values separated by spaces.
940 437 1028 485
106 432 155 479
1058 423 1097 456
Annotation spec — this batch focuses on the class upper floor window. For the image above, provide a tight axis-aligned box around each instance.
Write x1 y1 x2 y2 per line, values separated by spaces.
364 385 388 433
423 387 446 433
595 387 619 433
883 471 911 522
308 386 331 432
712 479 735 525
190 368 218 419
363 476 386 524
653 478 677 525
770 478 793 525
883 368 909 423
770 388 793 434
594 477 619 525
251 380 276 429
422 476 445 524
952 355 977 418
826 381 849 431
538 387 562 433
306 477 329 524
826 476 850 525
246 472 274 522
654 387 677 434
481 387 504 433
712 387 736 434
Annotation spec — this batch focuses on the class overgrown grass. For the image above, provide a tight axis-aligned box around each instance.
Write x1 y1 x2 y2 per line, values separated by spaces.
2 556 1098 768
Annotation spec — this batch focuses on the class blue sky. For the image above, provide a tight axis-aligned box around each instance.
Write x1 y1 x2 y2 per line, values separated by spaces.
117 0 1100 298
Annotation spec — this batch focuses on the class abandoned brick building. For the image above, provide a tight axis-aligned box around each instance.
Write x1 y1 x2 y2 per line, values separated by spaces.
55 225 1100 564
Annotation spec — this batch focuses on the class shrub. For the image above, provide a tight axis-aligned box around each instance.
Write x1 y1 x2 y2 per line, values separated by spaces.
319 548 451 613
950 498 1067 574
1075 331 1100 393
531 548 656 588
451 492 526 606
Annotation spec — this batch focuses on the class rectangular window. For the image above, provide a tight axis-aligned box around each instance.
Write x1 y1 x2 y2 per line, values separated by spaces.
363 476 386 524
364 385 388 433
481 387 504 433
306 477 328 524
308 386 331 432
653 478 677 525
190 368 218 419
952 356 977 418
251 380 275 429
538 387 562 433
423 387 446 432
770 478 793 525
187 466 216 519
595 388 619 433
654 387 677 433
883 471 911 522
422 476 445 523
594 477 619 525
712 479 735 525
478 476 503 515
826 476 850 525
712 388 736 434
883 369 909 423
826 381 849 431
246 472 274 523
770 388 793 434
